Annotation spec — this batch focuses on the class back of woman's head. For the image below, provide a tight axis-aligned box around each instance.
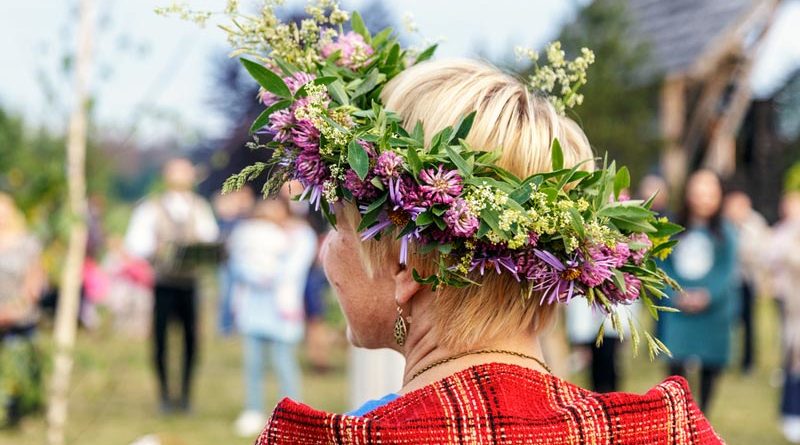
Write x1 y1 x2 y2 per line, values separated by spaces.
351 59 595 349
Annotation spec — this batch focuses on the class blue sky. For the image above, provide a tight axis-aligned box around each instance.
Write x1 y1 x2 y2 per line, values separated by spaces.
0 0 798 146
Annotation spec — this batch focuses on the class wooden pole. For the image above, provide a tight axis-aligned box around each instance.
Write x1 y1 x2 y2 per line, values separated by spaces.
46 0 94 443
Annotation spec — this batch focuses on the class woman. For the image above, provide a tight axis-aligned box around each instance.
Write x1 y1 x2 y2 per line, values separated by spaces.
661 170 739 414
228 192 317 437
249 60 723 444
0 192 45 427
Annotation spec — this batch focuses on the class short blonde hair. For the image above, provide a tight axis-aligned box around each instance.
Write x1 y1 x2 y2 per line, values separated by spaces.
349 59 594 349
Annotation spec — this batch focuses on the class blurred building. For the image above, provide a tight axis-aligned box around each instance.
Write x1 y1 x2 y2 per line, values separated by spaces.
625 0 779 189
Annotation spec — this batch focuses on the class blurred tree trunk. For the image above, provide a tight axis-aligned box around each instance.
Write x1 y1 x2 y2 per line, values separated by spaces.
46 0 94 444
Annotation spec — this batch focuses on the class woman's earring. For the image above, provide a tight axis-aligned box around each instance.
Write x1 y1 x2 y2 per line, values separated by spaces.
394 306 408 346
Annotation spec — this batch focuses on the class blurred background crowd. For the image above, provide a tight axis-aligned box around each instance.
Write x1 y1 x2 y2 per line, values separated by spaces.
2 0 800 444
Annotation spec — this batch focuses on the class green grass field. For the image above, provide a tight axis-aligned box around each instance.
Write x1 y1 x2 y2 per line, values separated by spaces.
0 295 787 445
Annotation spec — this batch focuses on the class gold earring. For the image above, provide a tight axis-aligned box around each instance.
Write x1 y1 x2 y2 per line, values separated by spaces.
394 306 409 346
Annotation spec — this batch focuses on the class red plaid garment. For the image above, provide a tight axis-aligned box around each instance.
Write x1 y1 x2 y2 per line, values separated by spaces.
257 362 724 444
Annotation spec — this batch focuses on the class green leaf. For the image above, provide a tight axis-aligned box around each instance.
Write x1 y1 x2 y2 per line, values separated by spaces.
249 99 291 134
351 11 371 43
510 182 533 205
352 69 384 101
415 44 437 63
321 198 337 227
412 121 425 144
612 269 627 294
567 207 586 238
480 209 505 239
551 138 564 171
444 145 472 176
450 111 477 143
406 145 422 176
412 269 439 285
327 80 349 105
651 221 684 238
364 192 388 214
240 58 291 98
614 166 630 199
415 211 434 226
348 140 370 180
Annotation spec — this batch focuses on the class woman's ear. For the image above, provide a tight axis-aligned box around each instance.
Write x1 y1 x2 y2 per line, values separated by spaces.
393 266 422 306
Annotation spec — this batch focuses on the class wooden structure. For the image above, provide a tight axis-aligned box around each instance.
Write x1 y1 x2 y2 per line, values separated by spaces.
626 0 780 190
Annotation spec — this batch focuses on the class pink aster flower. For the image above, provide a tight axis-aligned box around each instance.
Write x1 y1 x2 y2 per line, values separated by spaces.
527 249 583 305
268 109 294 142
291 119 320 152
628 233 653 265
471 243 519 278
359 209 420 265
374 151 403 179
389 175 426 217
444 198 479 237
343 169 379 201
321 31 374 69
579 245 616 287
419 166 463 205
601 273 642 304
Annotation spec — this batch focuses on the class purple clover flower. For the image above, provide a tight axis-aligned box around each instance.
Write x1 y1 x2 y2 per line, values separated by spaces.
343 169 379 201
374 151 404 180
285 72 316 94
612 243 631 267
601 273 642 304
292 119 320 152
628 233 653 265
321 32 374 69
578 245 616 287
444 198 479 237
268 109 294 142
295 151 327 186
419 166 463 205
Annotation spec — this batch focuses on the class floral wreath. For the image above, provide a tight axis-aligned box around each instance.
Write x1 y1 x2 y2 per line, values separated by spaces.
159 0 682 357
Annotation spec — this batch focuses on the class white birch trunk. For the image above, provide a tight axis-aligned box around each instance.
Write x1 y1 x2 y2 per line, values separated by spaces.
46 0 95 443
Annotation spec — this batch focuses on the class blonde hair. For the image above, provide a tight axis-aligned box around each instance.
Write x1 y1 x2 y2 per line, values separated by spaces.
350 59 594 349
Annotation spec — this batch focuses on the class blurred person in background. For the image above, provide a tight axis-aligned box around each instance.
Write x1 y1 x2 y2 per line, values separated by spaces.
103 235 154 338
227 188 316 437
661 169 739 413
723 189 769 374
566 298 634 393
124 158 220 414
304 232 333 373
213 186 255 336
0 192 45 427
767 191 800 443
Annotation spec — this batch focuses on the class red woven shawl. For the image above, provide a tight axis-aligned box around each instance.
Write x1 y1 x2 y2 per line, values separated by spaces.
257 362 724 444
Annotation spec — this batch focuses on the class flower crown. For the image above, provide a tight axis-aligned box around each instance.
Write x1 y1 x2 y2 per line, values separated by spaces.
166 0 682 357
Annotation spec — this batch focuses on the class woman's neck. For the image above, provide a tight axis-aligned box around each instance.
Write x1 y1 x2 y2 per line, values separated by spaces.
398 301 546 394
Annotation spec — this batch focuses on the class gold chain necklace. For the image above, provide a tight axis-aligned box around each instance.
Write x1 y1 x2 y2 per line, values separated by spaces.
409 349 552 382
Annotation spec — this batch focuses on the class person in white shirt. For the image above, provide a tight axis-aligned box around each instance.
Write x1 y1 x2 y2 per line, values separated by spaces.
124 158 219 414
